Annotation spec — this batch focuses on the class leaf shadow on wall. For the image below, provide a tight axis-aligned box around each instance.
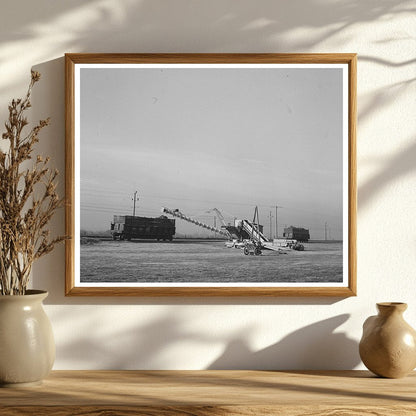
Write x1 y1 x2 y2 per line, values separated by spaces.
54 311 215 369
207 314 360 370
53 308 359 370
1 0 414 95
356 56 416 210
358 138 416 210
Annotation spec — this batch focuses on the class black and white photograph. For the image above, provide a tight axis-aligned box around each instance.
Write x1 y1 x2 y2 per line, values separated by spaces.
65 54 356 296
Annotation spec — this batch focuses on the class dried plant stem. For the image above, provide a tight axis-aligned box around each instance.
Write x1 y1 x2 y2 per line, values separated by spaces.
0 71 65 295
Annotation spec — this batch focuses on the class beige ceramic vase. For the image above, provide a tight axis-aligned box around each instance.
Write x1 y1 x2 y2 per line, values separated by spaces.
0 290 55 387
359 302 416 378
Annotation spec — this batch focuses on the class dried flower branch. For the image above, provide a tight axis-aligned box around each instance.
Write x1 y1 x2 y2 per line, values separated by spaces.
0 71 65 295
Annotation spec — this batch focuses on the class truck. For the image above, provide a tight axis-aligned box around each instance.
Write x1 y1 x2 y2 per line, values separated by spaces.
110 215 175 241
283 226 310 242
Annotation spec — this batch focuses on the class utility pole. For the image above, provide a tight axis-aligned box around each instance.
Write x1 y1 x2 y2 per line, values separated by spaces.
275 206 278 239
269 211 273 240
324 221 327 241
213 216 217 238
272 205 282 239
132 190 139 217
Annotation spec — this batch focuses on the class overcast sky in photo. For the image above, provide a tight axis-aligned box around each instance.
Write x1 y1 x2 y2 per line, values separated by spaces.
79 66 344 239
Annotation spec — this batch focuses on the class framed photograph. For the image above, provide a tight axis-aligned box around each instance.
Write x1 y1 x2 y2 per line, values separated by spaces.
65 53 356 296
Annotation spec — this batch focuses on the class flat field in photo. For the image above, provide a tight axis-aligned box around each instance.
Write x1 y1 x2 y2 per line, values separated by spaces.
80 240 342 284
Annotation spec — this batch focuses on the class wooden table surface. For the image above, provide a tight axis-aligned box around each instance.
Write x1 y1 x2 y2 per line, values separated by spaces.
1 370 415 415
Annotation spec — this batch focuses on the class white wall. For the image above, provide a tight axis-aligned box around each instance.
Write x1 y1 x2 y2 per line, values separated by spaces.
1 0 415 370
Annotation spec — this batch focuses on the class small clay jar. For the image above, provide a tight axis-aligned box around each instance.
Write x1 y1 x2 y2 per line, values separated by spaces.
359 302 416 378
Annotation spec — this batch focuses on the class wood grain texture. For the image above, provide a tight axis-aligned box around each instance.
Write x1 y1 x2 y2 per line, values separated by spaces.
65 54 75 296
348 55 358 296
3 405 416 416
1 370 415 415
65 286 356 297
64 53 357 297
65 53 357 64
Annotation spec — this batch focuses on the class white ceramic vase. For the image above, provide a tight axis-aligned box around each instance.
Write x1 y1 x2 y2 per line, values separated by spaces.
0 290 55 387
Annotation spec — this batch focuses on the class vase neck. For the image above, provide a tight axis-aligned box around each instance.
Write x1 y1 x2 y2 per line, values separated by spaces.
377 302 407 316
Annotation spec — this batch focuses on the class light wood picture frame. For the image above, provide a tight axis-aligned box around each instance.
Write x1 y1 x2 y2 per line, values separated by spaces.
65 53 356 296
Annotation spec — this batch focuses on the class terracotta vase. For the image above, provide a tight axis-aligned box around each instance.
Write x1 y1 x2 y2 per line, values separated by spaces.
0 290 55 387
359 302 416 378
